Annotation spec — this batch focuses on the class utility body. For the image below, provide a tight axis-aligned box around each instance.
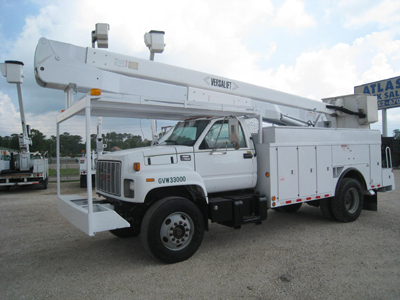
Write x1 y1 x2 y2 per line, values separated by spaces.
34 35 395 263
0 61 48 190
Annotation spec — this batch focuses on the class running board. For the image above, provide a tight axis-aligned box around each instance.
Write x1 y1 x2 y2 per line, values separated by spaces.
57 195 130 236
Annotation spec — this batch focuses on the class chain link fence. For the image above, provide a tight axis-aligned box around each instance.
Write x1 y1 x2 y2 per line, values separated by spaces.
48 156 81 181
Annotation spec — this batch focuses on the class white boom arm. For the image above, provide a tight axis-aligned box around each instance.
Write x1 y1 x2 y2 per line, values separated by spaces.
34 38 334 124
34 38 378 128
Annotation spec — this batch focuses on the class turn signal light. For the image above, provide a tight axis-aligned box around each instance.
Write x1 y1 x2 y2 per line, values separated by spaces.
90 88 101 96
265 172 270 177
134 162 140 171
272 196 276 201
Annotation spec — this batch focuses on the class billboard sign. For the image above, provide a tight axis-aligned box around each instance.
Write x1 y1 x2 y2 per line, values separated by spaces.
354 76 400 109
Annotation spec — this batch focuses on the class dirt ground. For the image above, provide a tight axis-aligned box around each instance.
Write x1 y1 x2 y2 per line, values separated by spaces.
1 171 399 300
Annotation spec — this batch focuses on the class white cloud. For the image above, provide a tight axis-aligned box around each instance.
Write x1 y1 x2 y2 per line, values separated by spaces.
361 53 396 83
1 0 277 120
0 0 399 138
256 31 400 100
271 0 316 31
344 0 400 29
265 42 277 60
0 91 24 136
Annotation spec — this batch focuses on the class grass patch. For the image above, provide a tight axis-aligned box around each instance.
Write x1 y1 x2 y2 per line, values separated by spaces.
49 168 80 176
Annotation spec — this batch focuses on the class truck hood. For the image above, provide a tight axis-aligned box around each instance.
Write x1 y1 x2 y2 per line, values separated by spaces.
99 145 193 164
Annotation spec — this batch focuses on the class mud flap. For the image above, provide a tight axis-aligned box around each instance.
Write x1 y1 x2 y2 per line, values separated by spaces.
363 193 377 211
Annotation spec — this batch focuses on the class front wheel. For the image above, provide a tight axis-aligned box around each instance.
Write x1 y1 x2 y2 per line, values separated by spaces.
141 197 204 264
331 178 363 222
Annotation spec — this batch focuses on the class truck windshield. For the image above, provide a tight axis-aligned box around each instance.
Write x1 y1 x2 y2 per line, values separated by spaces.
158 120 209 146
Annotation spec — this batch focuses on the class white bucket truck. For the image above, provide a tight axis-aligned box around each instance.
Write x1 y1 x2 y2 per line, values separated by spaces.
0 61 48 190
34 28 395 263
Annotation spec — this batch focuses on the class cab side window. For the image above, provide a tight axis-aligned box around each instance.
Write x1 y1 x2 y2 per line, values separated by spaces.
200 120 246 150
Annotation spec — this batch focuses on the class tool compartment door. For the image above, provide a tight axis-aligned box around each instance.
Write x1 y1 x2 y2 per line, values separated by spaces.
370 144 382 187
298 146 317 196
277 147 298 201
316 145 333 194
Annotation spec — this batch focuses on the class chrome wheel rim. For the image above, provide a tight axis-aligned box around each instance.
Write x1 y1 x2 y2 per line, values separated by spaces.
345 187 359 213
160 212 194 251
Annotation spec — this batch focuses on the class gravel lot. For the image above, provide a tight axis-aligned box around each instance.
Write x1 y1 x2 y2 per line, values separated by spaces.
1 170 399 300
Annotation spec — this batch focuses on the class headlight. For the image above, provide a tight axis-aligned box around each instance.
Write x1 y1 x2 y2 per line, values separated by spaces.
124 179 134 198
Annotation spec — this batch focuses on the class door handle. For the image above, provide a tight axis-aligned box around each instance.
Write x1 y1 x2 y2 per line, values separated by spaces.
243 153 253 159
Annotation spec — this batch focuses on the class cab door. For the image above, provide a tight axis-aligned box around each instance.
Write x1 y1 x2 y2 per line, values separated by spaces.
194 120 256 193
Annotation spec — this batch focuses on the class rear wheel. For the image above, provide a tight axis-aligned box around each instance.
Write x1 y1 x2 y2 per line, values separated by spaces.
80 175 87 188
141 197 204 264
331 178 363 222
320 198 336 220
39 177 48 189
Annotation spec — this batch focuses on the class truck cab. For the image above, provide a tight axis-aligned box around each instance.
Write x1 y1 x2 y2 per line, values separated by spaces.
0 151 11 172
96 116 256 203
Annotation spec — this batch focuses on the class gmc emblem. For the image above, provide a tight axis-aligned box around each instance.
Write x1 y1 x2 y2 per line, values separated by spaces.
100 173 110 181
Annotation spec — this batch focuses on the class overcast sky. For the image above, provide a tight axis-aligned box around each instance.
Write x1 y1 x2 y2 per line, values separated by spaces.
0 0 399 141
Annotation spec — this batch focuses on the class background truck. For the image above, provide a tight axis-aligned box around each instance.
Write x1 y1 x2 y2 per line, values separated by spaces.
79 117 106 188
0 61 48 190
34 27 395 263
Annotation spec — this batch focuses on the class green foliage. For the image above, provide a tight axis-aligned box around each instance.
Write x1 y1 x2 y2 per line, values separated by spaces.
0 129 150 156
30 129 47 152
101 132 151 150
59 132 84 156
10 134 19 150
394 129 400 140
0 135 17 150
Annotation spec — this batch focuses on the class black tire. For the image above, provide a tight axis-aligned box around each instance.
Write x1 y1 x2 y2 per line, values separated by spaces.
141 197 205 264
39 177 48 189
109 226 140 238
80 175 87 188
331 178 363 222
276 203 302 213
320 198 336 220
91 174 95 188
34 177 49 190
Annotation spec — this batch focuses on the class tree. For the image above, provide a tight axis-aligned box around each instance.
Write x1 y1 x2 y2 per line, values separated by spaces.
46 135 57 157
59 132 84 156
394 129 400 139
10 134 19 150
30 129 46 153
0 130 151 155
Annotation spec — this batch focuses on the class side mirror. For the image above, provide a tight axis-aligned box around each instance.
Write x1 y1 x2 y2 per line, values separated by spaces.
228 117 240 150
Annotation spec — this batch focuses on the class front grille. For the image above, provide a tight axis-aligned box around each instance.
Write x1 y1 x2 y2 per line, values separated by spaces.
96 161 121 196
